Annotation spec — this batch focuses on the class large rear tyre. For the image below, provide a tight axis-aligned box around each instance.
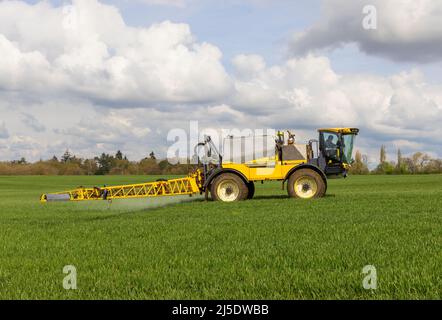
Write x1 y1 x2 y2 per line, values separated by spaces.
287 169 326 199
211 173 249 202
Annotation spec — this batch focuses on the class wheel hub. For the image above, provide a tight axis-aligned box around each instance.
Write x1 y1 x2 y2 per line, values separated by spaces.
294 176 318 199
217 180 240 202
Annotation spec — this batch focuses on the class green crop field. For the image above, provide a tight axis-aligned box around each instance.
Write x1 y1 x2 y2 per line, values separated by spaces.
0 174 441 300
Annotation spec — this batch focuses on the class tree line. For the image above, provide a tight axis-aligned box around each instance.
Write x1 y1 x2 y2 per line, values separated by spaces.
349 145 442 175
0 150 190 176
1 147 441 176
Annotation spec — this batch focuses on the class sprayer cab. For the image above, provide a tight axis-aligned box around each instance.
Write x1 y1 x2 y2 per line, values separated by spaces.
314 128 359 176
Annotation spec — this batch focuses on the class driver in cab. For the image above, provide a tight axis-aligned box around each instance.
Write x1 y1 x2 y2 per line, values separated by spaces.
324 135 338 159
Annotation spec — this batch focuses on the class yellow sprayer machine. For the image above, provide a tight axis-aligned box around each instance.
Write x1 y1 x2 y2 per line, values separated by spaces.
40 128 359 203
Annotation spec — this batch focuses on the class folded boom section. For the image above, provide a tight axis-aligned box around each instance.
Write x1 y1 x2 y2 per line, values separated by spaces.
40 177 200 202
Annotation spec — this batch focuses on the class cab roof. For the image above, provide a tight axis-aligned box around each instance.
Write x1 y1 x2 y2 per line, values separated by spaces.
318 128 359 135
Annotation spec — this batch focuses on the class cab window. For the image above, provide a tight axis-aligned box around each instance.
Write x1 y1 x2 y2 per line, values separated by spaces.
321 132 340 161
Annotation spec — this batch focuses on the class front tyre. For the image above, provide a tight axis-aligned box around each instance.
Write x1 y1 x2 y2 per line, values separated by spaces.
211 173 249 202
287 169 326 199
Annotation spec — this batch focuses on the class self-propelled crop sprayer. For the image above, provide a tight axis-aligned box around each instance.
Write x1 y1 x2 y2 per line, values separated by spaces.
40 128 359 203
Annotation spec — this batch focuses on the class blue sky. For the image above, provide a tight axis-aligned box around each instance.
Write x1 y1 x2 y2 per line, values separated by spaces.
114 0 321 65
95 0 323 68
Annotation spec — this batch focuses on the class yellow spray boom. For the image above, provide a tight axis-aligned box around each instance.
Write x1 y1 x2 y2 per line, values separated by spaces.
40 175 202 203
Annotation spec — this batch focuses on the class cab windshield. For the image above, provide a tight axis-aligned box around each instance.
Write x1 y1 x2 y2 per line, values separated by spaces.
342 134 355 164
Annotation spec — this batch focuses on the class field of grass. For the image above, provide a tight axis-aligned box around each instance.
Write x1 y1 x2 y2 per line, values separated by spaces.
0 174 441 300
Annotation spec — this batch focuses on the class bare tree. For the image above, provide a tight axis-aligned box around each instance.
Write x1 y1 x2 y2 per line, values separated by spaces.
380 145 387 163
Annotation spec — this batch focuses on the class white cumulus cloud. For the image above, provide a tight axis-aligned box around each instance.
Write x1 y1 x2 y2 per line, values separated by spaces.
231 54 442 162
290 0 442 62
0 0 232 105
0 0 441 163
